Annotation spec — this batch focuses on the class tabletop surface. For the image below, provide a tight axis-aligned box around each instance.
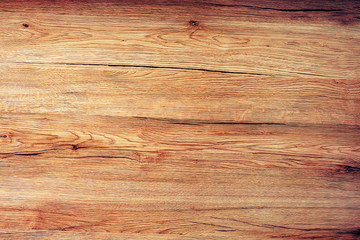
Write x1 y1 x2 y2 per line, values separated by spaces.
0 0 359 239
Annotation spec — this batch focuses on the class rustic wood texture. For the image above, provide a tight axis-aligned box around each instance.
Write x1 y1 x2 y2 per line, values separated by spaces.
0 0 359 239
1 63 360 125
1 1 360 79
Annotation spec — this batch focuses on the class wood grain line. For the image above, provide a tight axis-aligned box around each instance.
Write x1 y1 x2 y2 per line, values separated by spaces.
1 63 359 125
1 0 359 239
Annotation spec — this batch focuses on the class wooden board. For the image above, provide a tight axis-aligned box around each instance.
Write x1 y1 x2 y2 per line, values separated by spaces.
1 0 360 79
1 63 359 125
0 113 359 239
0 0 359 239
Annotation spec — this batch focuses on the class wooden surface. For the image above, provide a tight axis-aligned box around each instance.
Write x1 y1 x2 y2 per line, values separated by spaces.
0 0 359 239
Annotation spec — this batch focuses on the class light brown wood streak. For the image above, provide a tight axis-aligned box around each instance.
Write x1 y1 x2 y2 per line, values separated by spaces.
0 113 360 239
0 1 359 78
0 0 359 239
0 63 359 125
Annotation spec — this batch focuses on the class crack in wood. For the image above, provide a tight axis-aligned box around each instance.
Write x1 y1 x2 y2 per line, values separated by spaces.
134 116 287 126
1 61 274 76
210 216 342 232
201 3 343 12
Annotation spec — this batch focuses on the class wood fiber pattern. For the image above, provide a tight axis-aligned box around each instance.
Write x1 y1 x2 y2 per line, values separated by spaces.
0 0 359 239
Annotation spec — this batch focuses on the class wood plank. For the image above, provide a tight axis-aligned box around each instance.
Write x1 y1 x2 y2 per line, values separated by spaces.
0 1 359 78
1 63 359 125
1 1 359 239
0 113 359 239
0 230 359 240
0 231 229 240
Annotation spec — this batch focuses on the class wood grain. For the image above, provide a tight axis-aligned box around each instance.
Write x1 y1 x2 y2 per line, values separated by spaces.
0 0 359 78
0 0 359 239
0 63 359 125
1 113 360 239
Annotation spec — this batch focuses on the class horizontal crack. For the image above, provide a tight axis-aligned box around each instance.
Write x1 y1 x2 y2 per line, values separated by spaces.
190 221 235 230
3 61 335 78
243 6 343 12
134 116 286 126
4 61 272 76
202 3 342 12
211 216 341 232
